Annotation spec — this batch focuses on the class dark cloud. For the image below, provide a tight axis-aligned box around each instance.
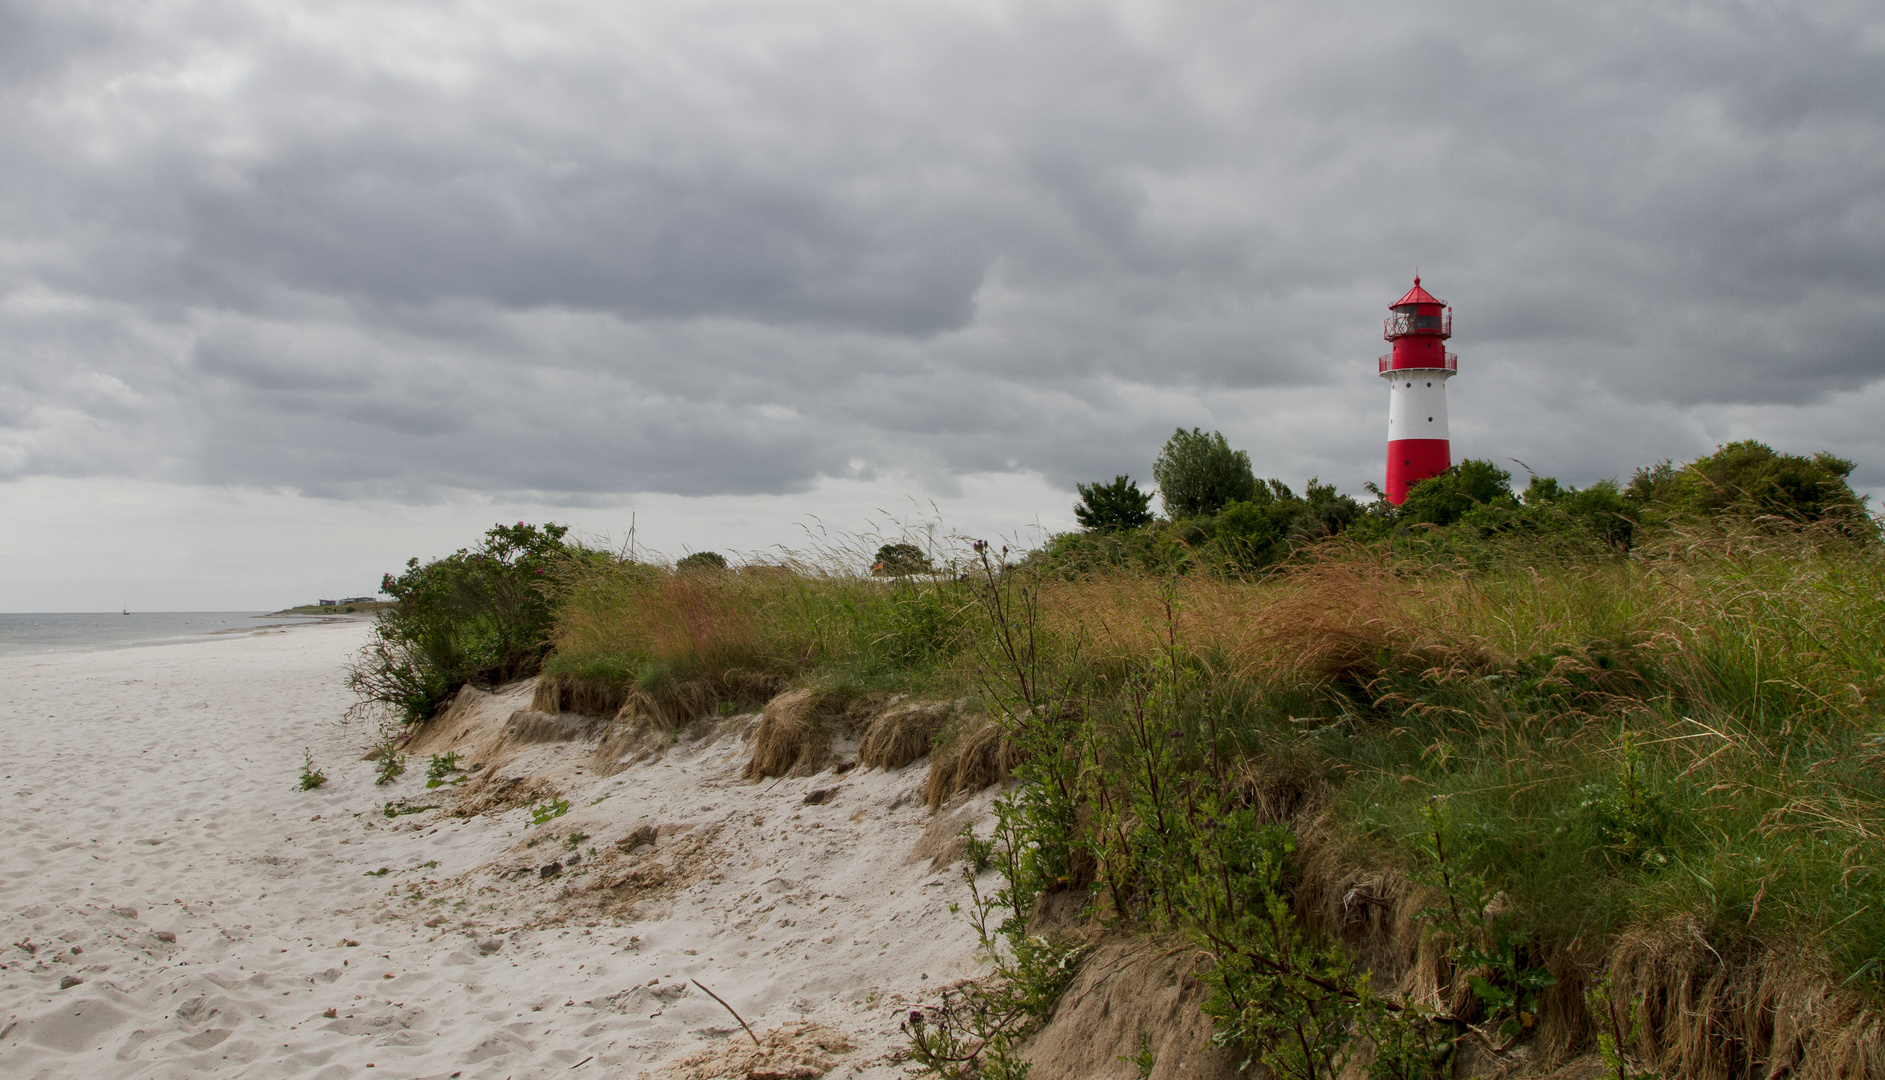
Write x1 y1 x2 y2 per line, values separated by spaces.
1 0 1883 509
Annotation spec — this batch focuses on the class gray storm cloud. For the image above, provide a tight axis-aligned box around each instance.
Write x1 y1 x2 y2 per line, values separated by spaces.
2 0 1883 503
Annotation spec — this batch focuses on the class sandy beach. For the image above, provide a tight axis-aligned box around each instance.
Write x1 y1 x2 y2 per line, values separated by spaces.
0 619 986 1079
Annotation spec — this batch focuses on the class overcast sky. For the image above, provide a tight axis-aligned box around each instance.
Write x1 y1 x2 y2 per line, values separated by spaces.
3 0 1883 609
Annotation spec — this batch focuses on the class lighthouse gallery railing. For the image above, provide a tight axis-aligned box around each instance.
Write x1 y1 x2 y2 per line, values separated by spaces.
1379 353 1458 374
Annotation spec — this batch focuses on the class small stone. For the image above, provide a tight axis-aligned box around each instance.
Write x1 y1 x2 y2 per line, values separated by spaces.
539 862 562 879
59 975 82 990
154 931 177 943
475 937 503 955
112 905 139 919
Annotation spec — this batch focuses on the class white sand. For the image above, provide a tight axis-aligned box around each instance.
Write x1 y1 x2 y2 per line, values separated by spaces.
0 620 988 1078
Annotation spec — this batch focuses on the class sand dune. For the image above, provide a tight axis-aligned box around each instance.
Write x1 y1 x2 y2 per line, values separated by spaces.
0 620 988 1078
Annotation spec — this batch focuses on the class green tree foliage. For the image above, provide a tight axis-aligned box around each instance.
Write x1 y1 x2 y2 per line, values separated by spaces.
675 550 729 572
348 522 574 724
1516 475 1635 549
872 542 935 576
1399 459 1518 527
1153 428 1256 517
1037 477 1366 577
1628 440 1865 523
1074 474 1154 532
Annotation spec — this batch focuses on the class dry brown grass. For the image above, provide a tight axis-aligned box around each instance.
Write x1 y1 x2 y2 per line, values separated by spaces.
529 671 633 717
1029 557 1504 694
858 700 956 770
743 689 828 780
925 718 1019 810
1021 935 1247 1080
1606 918 1885 1080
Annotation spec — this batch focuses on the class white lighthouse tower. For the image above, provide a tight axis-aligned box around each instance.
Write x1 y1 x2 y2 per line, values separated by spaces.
1379 277 1458 504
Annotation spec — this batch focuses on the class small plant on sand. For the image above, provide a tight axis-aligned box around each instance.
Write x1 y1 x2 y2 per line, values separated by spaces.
371 745 406 786
528 797 570 826
425 752 465 788
364 867 390 877
298 749 327 790
1120 1034 1157 1078
383 799 439 818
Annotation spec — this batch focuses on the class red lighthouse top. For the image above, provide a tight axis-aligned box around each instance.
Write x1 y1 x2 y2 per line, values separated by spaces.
1390 276 1444 309
1379 275 1457 374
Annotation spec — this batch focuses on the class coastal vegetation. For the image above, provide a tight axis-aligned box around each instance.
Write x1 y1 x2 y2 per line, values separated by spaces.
349 438 1881 1076
347 521 577 724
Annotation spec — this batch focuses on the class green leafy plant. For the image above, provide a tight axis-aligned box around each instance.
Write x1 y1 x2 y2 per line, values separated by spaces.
371 746 406 786
364 867 391 877
383 800 439 818
1120 1034 1157 1079
1585 974 1656 1080
424 752 465 788
529 797 570 826
676 550 729 572
1572 731 1674 869
298 749 328 790
1410 800 1556 1049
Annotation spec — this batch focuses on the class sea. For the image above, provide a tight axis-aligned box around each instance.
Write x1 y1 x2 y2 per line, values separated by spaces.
0 611 338 658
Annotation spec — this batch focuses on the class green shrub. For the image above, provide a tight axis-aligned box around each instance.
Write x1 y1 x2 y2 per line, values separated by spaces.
1398 458 1517 527
347 521 575 724
676 550 729 572
1629 439 1867 525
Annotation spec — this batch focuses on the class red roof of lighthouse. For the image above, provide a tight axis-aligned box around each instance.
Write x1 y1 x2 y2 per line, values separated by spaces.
1390 276 1444 308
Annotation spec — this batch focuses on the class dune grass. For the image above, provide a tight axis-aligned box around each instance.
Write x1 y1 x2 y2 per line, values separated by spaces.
536 517 1885 1072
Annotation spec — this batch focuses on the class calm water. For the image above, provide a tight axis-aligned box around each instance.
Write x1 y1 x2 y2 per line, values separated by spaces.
0 611 337 658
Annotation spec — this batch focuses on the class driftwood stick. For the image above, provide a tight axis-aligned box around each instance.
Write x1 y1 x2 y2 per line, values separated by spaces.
691 979 762 1047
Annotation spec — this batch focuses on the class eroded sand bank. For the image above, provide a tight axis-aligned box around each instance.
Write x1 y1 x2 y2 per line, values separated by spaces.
0 620 987 1078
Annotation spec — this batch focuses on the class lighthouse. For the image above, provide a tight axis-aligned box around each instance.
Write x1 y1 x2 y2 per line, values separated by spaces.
1379 277 1458 504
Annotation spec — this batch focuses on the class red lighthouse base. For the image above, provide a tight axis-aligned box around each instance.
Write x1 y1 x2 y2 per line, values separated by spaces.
1385 439 1451 505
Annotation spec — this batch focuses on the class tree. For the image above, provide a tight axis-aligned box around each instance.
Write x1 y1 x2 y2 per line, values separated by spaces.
1074 475 1154 532
1521 475 1636 549
1629 440 1864 524
1400 460 1516 527
1153 428 1256 518
872 542 934 576
676 551 728 572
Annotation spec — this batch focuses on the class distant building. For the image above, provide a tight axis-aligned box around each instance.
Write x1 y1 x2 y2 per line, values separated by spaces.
317 599 338 607
341 596 378 605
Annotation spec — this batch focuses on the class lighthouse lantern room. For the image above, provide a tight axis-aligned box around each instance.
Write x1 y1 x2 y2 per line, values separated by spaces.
1379 276 1458 504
